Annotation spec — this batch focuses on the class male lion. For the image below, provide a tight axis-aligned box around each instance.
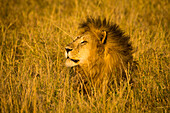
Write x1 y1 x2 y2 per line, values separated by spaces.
65 17 135 94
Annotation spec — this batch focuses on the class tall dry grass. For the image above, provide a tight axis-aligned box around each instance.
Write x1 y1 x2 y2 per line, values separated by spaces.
0 0 169 112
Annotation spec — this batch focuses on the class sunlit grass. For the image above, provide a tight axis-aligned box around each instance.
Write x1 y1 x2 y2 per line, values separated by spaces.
0 0 169 112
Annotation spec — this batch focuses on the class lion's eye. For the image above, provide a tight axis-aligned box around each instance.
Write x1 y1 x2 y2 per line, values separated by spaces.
80 41 87 45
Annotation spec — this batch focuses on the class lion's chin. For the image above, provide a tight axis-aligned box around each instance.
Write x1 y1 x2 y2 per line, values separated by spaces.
65 59 79 67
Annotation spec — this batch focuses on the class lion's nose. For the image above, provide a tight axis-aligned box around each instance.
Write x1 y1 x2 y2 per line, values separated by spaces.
65 47 73 53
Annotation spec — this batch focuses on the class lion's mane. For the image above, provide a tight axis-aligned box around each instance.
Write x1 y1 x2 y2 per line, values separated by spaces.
70 17 135 94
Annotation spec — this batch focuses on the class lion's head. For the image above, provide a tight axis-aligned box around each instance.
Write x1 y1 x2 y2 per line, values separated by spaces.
65 31 106 67
65 17 134 93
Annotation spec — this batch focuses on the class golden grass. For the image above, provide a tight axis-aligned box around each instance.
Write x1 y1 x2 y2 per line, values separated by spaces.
0 0 169 112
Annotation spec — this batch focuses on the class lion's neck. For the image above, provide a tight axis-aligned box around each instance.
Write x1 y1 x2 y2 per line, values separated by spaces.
80 53 126 80
79 58 109 80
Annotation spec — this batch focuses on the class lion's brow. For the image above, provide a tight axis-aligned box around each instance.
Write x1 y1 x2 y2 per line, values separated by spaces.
73 36 81 42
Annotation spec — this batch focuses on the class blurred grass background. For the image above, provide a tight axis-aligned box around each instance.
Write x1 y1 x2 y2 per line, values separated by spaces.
0 0 169 112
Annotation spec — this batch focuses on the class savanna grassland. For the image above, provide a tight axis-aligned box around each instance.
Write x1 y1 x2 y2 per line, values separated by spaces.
0 0 169 112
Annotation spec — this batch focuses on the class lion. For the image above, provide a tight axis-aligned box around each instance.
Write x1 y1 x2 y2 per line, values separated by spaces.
65 17 135 94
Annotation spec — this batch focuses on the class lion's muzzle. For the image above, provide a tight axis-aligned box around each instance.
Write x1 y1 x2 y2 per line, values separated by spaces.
65 47 80 67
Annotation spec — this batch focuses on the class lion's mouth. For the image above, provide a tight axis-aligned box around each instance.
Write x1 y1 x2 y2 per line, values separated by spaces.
69 58 80 63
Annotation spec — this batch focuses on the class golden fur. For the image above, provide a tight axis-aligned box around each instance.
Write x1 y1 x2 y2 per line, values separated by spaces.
65 17 135 94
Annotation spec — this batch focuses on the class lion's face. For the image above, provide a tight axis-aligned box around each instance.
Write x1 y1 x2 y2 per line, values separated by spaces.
65 34 97 67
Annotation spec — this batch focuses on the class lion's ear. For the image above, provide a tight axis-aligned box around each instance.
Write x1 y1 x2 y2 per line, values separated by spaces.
101 31 107 44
